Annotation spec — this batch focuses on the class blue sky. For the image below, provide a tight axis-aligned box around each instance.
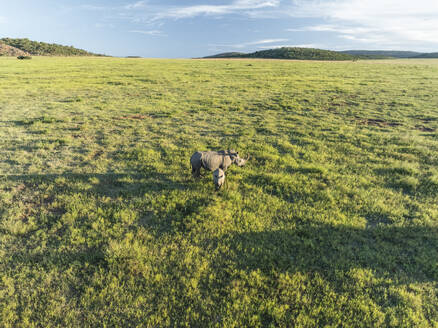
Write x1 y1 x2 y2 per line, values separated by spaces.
1 0 437 57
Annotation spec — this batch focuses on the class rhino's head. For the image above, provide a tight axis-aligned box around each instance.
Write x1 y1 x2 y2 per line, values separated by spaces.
233 153 250 167
213 168 225 190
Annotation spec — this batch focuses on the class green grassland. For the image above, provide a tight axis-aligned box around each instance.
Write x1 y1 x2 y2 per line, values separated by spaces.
0 57 437 327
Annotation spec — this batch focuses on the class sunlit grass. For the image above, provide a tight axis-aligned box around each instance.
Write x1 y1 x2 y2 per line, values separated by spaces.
0 57 437 327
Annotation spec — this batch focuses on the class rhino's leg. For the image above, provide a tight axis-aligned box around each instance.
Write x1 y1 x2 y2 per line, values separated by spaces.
222 160 232 172
190 152 203 178
192 166 201 178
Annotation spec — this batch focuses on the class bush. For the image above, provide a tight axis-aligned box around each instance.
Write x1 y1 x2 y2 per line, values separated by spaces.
17 55 32 60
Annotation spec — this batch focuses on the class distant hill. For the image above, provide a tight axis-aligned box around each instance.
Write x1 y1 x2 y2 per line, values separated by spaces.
205 48 438 61
0 38 103 56
341 50 423 58
412 52 438 58
204 52 246 58
0 42 30 56
205 47 357 61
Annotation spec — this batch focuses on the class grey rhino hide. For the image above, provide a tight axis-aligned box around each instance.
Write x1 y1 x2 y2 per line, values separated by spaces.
190 150 234 177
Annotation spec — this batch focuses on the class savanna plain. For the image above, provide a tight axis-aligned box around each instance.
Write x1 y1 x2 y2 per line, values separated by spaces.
0 57 437 327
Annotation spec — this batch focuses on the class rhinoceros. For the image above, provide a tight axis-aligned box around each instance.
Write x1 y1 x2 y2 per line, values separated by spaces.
190 150 248 177
213 168 225 190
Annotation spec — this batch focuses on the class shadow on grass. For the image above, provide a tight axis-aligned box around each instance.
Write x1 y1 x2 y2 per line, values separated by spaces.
0 168 192 294
8 245 106 270
0 168 212 236
206 223 438 284
246 173 331 204
1 169 186 198
375 168 438 196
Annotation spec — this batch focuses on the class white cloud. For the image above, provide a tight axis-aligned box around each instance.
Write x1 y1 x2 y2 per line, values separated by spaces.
210 38 288 49
247 38 289 45
257 43 320 49
125 1 147 10
82 0 281 29
289 0 438 49
288 26 376 34
152 0 280 20
129 30 166 36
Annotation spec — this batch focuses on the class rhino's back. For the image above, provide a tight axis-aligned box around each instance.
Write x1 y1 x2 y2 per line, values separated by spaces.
202 151 224 171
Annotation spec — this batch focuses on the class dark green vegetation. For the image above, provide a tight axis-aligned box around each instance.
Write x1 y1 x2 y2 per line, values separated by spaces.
0 57 437 327
0 38 102 56
206 47 357 60
17 56 32 60
342 50 423 58
245 48 356 60
207 48 438 60
413 53 438 59
204 52 246 58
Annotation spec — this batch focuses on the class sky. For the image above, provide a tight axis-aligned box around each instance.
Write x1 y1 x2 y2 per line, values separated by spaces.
1 0 438 57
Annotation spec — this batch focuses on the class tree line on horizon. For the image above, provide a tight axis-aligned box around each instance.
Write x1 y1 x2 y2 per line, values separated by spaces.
205 47 361 61
0 38 105 56
205 47 438 60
